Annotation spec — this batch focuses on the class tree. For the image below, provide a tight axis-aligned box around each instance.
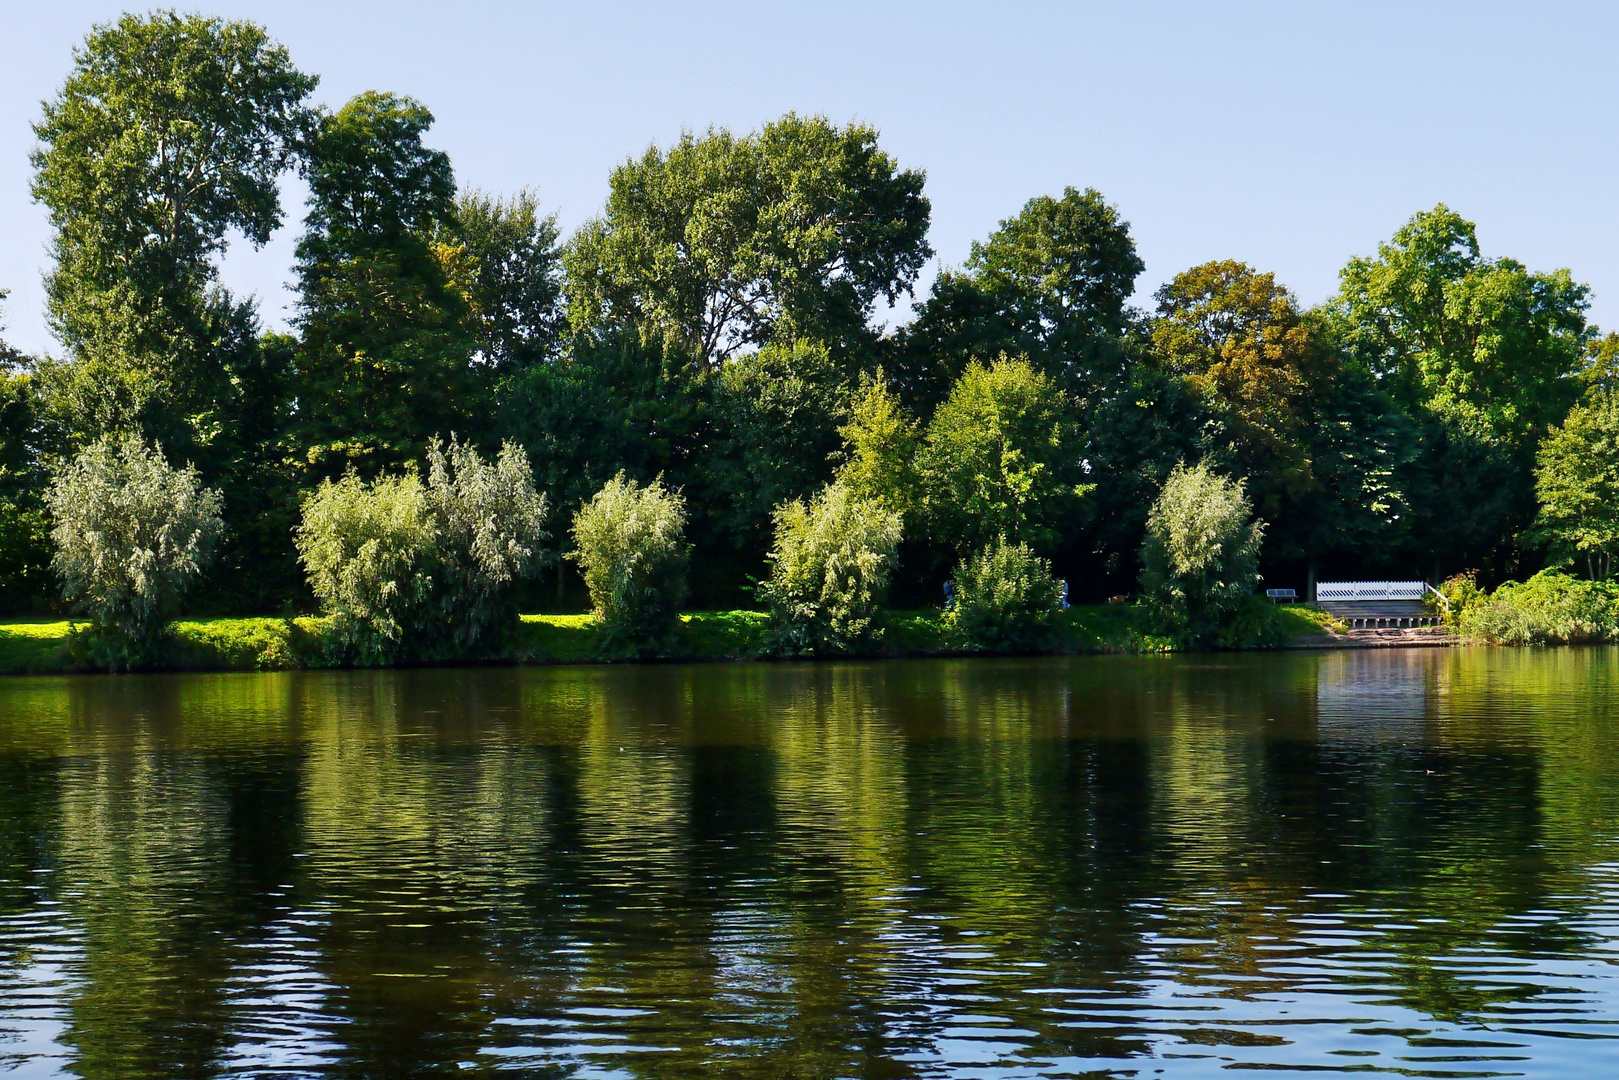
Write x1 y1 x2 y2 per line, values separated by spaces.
899 186 1143 408
569 473 690 652
295 469 438 662
1138 462 1263 644
292 92 475 472
1331 206 1593 573
425 436 551 650
1533 393 1619 580
760 480 902 655
947 536 1066 653
442 189 563 370
30 11 315 443
46 435 224 665
916 357 1090 558
704 340 852 555
565 113 931 366
1149 260 1414 569
836 374 921 514
0 297 51 614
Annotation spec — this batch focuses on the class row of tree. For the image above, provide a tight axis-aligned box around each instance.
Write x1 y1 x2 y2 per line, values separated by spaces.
4 11 1618 624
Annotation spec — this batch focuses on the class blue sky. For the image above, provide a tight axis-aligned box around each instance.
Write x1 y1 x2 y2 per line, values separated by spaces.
2 1 1615 356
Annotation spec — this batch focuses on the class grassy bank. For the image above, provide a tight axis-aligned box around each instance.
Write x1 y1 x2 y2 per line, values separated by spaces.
0 603 1338 676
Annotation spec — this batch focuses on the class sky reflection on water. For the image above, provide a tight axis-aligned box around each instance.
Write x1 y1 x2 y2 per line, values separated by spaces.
2 648 1619 1077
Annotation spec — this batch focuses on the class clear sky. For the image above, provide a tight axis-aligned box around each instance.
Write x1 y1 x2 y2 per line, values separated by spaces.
2 1 1615 357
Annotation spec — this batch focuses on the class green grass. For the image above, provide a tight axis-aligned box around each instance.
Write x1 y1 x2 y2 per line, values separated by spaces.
0 602 1351 676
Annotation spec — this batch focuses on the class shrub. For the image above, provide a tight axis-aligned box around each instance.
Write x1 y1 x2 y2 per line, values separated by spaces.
1437 571 1485 625
295 470 437 663
569 473 689 652
947 536 1064 652
46 434 223 666
426 436 550 651
761 480 902 655
1138 461 1263 645
1459 570 1618 645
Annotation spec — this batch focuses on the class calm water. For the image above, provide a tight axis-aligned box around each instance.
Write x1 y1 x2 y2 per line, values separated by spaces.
2 649 1619 1078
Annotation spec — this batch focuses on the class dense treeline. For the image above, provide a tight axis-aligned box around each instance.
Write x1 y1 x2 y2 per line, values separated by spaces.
3 12 1617 648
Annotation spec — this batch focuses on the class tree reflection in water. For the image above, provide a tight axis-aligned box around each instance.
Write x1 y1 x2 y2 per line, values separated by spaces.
2 648 1619 1077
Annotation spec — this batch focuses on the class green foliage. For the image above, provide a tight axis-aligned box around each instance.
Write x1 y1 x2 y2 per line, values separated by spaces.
0 328 51 614
292 92 474 470
30 11 315 443
760 480 902 655
426 436 551 651
707 340 852 551
1438 571 1487 625
565 113 931 364
444 189 563 370
917 356 1089 557
836 374 920 513
294 437 549 661
295 469 437 662
947 536 1065 652
1460 570 1618 646
568 473 690 652
899 186 1142 407
1138 462 1263 644
1533 393 1619 579
45 435 223 666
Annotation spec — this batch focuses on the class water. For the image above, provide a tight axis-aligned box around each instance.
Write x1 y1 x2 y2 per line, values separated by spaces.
1 648 1618 1078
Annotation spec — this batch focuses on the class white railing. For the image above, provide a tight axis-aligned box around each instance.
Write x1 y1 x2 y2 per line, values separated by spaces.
1316 580 1427 602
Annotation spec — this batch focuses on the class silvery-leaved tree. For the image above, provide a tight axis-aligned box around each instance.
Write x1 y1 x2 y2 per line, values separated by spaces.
427 435 550 651
1138 461 1263 645
46 434 223 665
569 473 689 654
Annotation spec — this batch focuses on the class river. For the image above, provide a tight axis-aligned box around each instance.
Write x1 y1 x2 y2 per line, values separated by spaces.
2 648 1618 1077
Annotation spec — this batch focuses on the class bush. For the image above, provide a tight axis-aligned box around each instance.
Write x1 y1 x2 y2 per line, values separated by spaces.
1459 570 1618 645
46 434 223 666
568 472 689 653
947 536 1064 652
761 480 902 655
1437 571 1485 625
426 436 550 651
295 470 438 663
1138 461 1263 645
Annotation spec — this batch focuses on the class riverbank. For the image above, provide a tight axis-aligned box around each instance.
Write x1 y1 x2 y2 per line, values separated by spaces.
0 604 1346 675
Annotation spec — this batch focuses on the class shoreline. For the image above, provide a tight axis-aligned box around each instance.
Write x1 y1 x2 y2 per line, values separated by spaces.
0 606 1457 676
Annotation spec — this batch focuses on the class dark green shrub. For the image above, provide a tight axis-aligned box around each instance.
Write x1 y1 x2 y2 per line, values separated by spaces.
947 536 1064 652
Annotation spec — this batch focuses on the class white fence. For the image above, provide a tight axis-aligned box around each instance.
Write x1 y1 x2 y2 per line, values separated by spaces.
1316 580 1427 602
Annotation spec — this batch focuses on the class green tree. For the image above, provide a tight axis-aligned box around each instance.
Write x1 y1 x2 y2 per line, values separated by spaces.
30 11 315 444
443 189 563 371
1533 393 1619 580
760 479 902 656
1150 260 1414 569
0 297 51 614
705 340 852 555
425 436 551 650
565 113 931 365
916 357 1090 558
1138 461 1263 644
46 435 224 666
899 186 1143 408
836 374 921 514
569 473 690 652
1331 205 1593 572
292 92 475 472
295 468 438 662
947 536 1066 653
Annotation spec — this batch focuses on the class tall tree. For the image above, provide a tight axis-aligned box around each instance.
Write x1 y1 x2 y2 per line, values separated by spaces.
564 113 932 367
440 188 564 371
899 186 1144 409
0 293 51 614
30 11 315 444
1330 205 1593 573
292 92 475 472
1532 392 1619 580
